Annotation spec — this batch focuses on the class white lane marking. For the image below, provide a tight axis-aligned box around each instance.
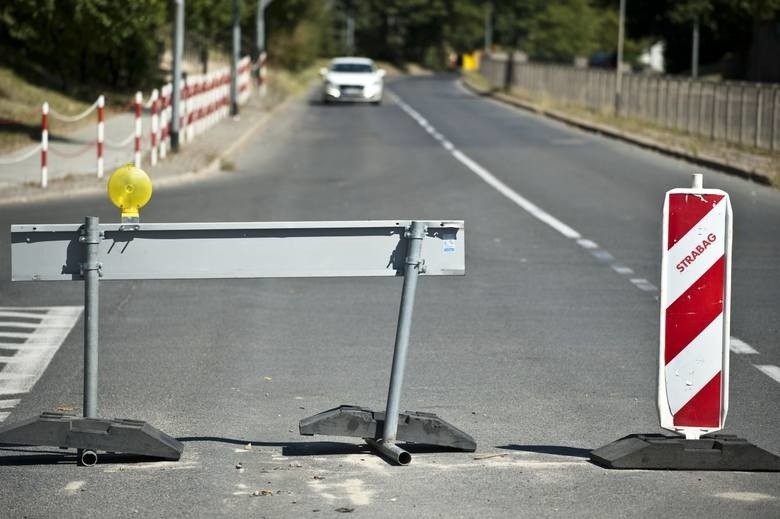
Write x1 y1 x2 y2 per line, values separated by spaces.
0 411 10 421
713 492 777 502
451 149 582 239
591 250 615 262
0 306 83 419
392 92 581 240
577 239 599 249
630 278 658 292
0 310 47 319
392 90 773 378
754 365 780 383
62 481 85 495
730 337 759 355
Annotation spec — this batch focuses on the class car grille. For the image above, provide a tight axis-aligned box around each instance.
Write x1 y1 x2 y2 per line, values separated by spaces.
339 85 364 95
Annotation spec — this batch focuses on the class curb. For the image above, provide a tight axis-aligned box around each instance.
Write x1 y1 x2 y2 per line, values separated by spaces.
459 77 775 187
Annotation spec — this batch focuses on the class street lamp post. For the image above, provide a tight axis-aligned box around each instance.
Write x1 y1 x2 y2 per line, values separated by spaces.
171 0 185 151
691 15 700 79
230 0 241 117
614 0 626 115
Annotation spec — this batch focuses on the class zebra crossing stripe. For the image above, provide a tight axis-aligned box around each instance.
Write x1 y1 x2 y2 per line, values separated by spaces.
0 306 82 422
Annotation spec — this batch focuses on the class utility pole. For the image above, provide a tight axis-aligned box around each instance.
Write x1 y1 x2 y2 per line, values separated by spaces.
171 0 184 152
691 14 700 79
614 0 626 115
484 3 493 51
230 0 240 117
345 2 355 55
256 0 275 55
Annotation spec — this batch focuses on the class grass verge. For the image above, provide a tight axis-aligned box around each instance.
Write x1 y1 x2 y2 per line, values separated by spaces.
462 70 779 188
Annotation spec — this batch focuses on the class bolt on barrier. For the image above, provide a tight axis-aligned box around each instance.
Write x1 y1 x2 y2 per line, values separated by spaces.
0 166 474 466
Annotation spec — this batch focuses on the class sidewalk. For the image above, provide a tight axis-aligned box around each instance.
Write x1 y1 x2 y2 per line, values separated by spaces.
0 91 280 205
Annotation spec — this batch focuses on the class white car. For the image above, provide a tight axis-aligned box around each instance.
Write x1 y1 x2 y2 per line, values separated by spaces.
320 57 385 105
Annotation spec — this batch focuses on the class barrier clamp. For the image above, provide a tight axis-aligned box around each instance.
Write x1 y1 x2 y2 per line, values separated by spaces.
590 173 780 471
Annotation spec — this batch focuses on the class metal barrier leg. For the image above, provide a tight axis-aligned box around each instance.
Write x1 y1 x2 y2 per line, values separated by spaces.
0 217 183 465
300 221 476 464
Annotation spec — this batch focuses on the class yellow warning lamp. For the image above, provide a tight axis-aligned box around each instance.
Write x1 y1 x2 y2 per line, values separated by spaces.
107 164 153 223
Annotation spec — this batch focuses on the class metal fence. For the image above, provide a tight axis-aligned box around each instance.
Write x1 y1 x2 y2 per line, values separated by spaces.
479 53 780 151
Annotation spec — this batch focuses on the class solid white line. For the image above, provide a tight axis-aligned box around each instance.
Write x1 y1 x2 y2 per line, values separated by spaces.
730 337 759 355
450 149 581 239
0 411 10 422
393 90 678 298
0 311 46 319
754 365 780 384
0 398 21 408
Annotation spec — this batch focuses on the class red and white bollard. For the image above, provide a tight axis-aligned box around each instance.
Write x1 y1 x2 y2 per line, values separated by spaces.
659 173 733 439
134 91 142 167
97 95 105 179
41 102 48 188
159 84 170 160
150 89 159 167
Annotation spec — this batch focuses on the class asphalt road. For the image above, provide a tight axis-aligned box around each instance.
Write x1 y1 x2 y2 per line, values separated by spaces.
0 75 778 518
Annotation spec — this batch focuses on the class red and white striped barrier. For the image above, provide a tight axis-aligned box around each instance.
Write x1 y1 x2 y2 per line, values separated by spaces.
150 89 159 166
97 95 105 179
257 52 268 95
41 102 49 188
134 92 143 167
659 173 733 439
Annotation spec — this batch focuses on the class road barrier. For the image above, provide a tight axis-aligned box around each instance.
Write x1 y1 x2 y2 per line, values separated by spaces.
0 57 252 188
0 166 473 466
591 174 780 471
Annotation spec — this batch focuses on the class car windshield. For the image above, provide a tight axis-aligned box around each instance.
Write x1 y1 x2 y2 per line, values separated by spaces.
331 63 374 73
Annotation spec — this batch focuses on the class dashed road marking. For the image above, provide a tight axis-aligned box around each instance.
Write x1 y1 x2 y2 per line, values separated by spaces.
754 365 780 384
391 90 774 384
730 337 759 355
0 306 82 422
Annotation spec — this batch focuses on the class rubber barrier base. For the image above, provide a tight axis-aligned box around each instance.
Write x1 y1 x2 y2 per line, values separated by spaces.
299 405 476 451
590 433 780 471
0 412 183 462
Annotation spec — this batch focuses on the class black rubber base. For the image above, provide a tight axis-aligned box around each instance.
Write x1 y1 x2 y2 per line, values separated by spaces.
300 405 476 451
591 433 780 471
0 412 183 461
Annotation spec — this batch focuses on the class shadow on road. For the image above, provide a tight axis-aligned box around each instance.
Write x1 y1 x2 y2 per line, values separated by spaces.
0 446 175 466
178 436 466 458
496 444 592 458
